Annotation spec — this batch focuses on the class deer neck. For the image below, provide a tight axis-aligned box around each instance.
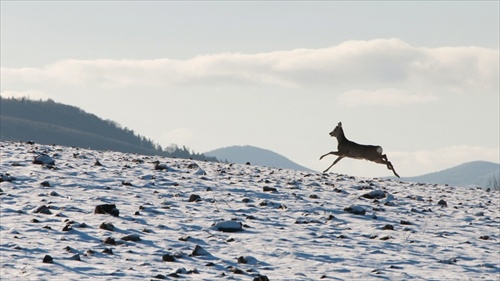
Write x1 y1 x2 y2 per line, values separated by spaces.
336 129 348 144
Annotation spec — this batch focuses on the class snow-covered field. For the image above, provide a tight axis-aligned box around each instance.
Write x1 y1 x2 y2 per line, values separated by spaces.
1 140 499 281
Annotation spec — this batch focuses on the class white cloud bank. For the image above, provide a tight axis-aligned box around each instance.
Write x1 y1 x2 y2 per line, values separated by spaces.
337 88 438 107
2 39 498 104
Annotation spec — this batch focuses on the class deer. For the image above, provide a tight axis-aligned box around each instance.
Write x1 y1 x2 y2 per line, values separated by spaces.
319 122 400 178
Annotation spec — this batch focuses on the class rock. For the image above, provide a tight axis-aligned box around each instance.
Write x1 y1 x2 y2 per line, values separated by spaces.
70 254 81 261
99 222 115 231
0 174 14 182
34 205 52 215
40 181 51 187
383 224 394 230
254 276 270 281
121 181 133 186
438 199 448 207
192 245 210 256
94 159 103 166
162 254 176 262
102 248 113 254
153 274 166 279
228 266 244 274
103 237 117 245
189 194 202 202
193 168 207 176
62 224 72 231
94 204 120 217
343 205 366 215
214 220 243 232
400 220 412 225
33 154 55 166
49 191 59 196
362 190 386 199
479 235 490 240
263 186 278 192
43 255 53 263
121 234 141 242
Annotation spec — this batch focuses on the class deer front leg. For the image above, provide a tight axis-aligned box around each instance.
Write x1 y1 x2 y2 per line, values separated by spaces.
320 151 340 160
323 156 344 173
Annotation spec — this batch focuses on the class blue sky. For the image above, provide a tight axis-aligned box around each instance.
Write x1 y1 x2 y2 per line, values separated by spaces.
1 1 499 177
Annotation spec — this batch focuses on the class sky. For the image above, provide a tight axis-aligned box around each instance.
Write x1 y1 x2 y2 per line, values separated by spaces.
1 1 499 177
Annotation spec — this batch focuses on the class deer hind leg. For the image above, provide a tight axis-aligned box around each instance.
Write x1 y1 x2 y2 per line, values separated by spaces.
323 156 344 173
381 154 400 178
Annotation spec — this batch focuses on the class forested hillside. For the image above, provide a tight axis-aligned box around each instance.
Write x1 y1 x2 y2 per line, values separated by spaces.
0 97 217 161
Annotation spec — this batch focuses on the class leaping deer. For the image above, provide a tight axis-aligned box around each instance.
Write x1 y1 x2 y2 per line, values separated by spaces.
320 122 400 178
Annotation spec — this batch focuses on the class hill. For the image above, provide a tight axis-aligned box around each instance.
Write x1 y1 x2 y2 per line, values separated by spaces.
1 140 498 280
0 97 216 161
400 161 499 188
205 145 313 172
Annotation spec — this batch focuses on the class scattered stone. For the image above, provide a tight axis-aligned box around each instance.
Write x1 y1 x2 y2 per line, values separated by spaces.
362 190 386 199
99 222 115 231
62 224 72 232
94 204 120 217
94 159 103 166
153 274 166 279
214 220 243 232
33 154 55 165
102 248 114 254
309 194 319 199
383 224 394 230
122 181 133 186
189 194 201 202
228 266 244 274
237 256 248 264
31 218 40 223
121 234 141 242
103 237 117 245
193 168 207 175
263 186 278 192
254 276 270 281
49 191 59 196
400 220 412 225
43 255 53 263
438 199 447 207
162 254 176 262
70 254 81 261
34 205 52 215
343 205 366 215
192 245 210 256
479 235 490 240
179 235 191 241
0 174 14 182
40 181 51 187
379 236 392 241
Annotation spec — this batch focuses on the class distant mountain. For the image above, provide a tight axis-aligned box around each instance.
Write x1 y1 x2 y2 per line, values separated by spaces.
0 97 217 161
399 161 499 188
205 145 314 172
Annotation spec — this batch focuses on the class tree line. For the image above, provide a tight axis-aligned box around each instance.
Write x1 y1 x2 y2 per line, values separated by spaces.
0 97 218 162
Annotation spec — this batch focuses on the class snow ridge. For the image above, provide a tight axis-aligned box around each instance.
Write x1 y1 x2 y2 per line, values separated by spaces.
1 140 499 280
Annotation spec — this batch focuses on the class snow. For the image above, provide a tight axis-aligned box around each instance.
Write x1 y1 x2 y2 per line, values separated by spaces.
1 140 499 280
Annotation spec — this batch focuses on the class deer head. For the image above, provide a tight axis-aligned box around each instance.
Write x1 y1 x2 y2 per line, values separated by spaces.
329 122 342 137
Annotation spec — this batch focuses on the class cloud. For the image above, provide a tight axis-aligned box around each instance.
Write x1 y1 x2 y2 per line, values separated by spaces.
337 88 438 107
160 128 194 146
1 39 498 95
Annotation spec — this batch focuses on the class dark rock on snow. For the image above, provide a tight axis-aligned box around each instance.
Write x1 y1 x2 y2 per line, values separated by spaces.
94 204 120 217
